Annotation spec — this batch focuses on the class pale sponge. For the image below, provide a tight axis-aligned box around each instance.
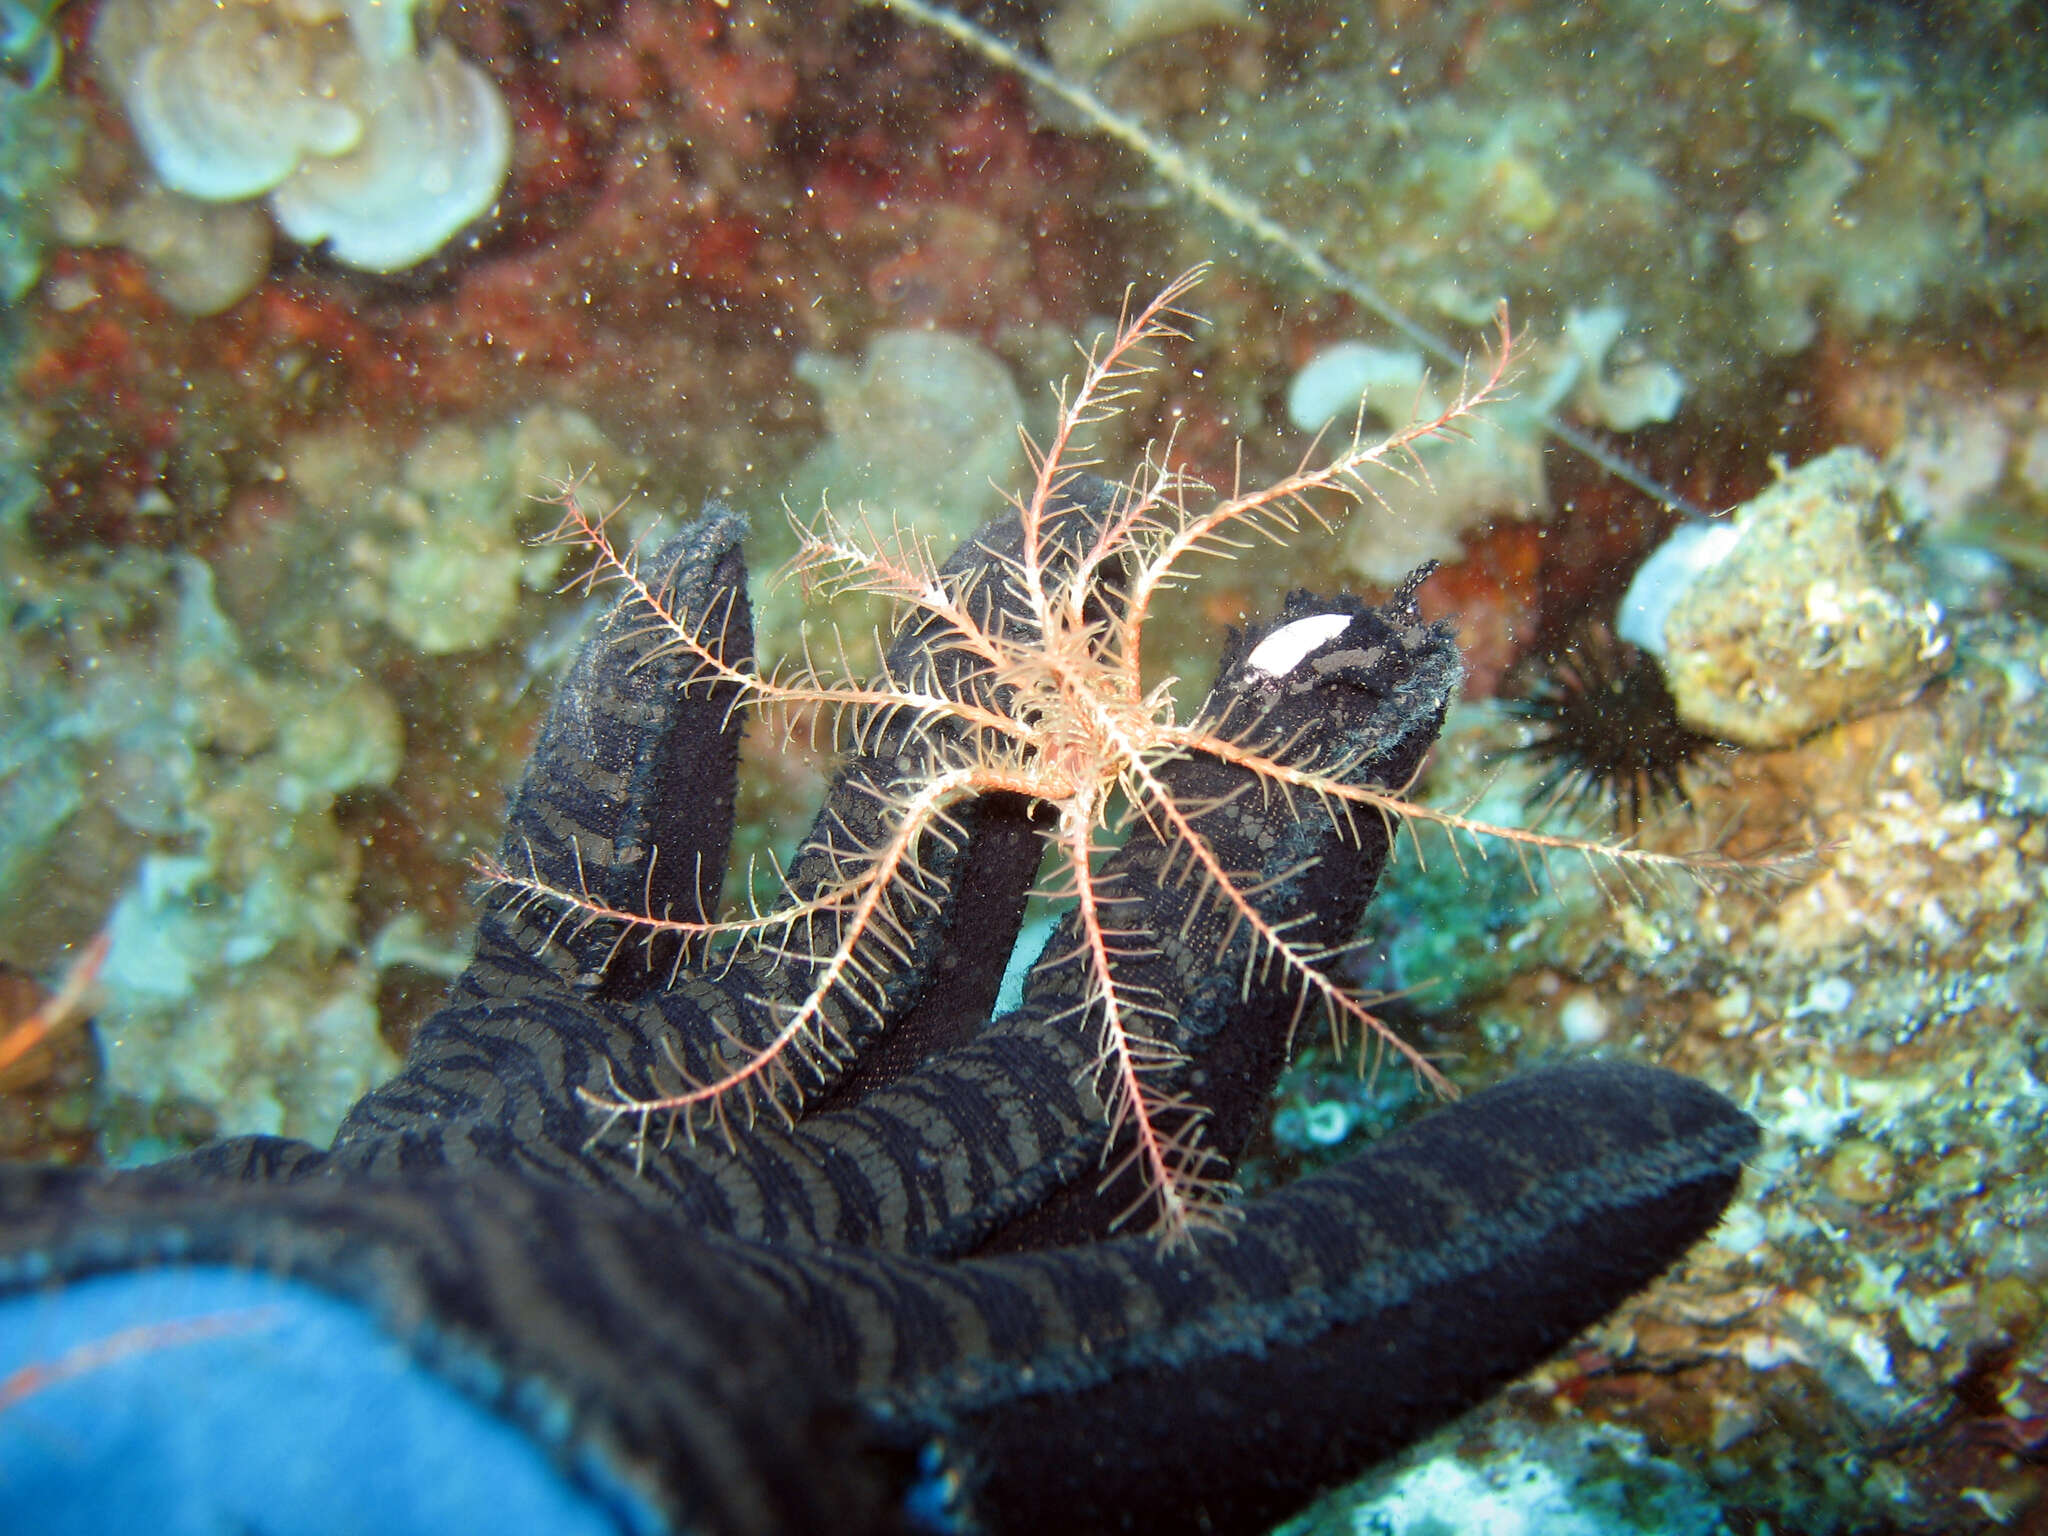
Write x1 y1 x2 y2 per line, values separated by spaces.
95 0 510 276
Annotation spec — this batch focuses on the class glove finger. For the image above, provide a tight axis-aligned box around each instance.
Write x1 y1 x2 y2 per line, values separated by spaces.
838 1061 1759 1536
480 503 753 995
324 507 758 1187
995 574 1460 1244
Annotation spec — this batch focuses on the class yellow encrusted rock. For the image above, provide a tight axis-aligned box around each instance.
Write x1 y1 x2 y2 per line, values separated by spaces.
1660 448 1952 749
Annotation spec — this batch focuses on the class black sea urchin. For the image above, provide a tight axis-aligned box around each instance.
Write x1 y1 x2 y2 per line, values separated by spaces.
1506 620 1718 831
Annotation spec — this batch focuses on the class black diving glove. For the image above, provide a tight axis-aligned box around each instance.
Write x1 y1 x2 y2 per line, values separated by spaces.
0 483 1756 1536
